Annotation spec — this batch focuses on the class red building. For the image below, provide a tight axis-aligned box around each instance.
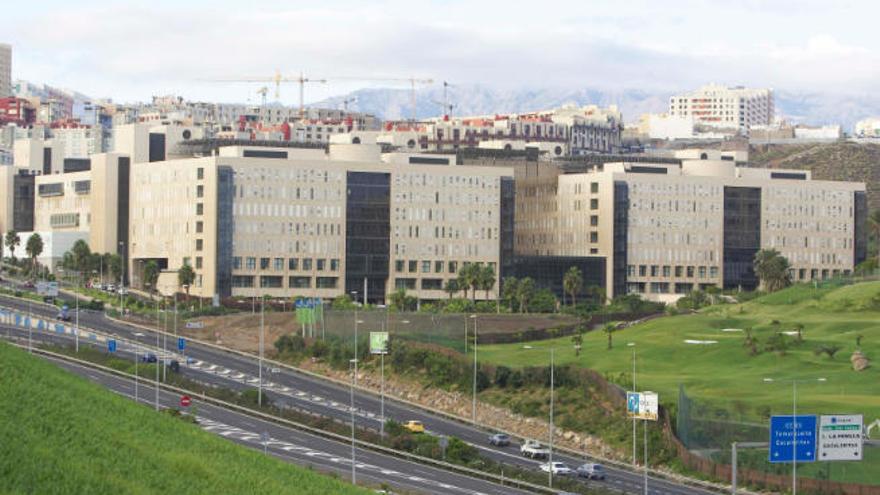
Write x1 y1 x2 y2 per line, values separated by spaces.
0 97 36 126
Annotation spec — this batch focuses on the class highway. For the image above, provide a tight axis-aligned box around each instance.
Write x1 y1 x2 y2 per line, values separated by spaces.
33 351 534 495
0 292 721 495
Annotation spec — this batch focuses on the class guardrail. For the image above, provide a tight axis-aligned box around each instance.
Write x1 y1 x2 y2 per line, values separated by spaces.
22 345 561 495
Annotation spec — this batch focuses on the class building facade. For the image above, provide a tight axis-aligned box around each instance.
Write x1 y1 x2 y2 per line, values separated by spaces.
126 144 513 302
0 44 10 98
668 84 774 135
515 155 866 302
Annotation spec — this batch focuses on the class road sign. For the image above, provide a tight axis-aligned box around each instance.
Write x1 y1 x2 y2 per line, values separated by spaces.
370 332 389 355
626 391 659 421
818 414 863 461
108 339 117 353
180 395 192 407
178 337 186 351
769 415 817 463
185 321 204 329
36 281 59 297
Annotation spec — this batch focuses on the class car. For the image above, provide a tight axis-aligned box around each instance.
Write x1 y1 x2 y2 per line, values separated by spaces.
106 284 116 292
165 359 181 373
402 420 425 433
489 433 510 446
576 463 606 480
56 305 72 322
117 287 129 295
141 353 158 363
23 281 35 289
539 462 573 476
520 439 550 459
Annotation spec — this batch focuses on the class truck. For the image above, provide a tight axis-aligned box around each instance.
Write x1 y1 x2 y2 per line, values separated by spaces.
520 439 550 459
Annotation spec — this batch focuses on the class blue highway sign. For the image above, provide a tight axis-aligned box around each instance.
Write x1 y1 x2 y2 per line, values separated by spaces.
769 415 817 463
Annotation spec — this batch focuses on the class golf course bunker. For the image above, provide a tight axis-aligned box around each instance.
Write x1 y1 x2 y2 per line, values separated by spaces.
684 339 719 345
721 328 743 332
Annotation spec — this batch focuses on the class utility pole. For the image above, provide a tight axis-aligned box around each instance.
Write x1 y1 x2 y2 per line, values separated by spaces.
259 296 264 407
471 314 478 425
549 347 555 488
75 271 80 352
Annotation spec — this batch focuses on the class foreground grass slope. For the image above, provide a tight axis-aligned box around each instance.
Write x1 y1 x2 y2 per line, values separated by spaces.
0 342 369 495
480 281 880 428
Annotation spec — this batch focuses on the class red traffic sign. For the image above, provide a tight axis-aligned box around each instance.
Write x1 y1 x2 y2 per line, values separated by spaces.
180 395 192 407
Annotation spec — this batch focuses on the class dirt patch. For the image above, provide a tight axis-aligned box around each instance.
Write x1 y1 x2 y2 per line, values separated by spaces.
184 312 299 353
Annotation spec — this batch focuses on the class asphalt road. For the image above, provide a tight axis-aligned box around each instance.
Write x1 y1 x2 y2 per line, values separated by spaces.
0 293 720 495
33 352 533 495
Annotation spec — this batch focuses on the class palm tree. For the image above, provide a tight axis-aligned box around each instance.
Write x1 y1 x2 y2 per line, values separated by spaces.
571 328 584 356
603 323 616 350
143 260 160 299
478 265 496 300
563 266 583 307
516 277 535 314
869 209 880 266
178 263 196 300
0 234 4 265
70 239 92 274
25 233 43 277
390 288 409 310
502 276 518 312
443 279 460 300
753 249 792 292
457 263 479 302
4 231 20 263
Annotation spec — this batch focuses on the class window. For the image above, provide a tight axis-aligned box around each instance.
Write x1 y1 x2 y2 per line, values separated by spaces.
639 265 647 277
650 265 659 277
288 258 299 270
196 203 203 215
408 260 417 273
590 182 599 193
698 266 707 279
246 257 256 270
196 185 204 198
195 257 203 269
260 276 283 288
289 276 311 288
421 278 443 290
260 258 270 270
196 221 203 233
233 257 242 270
709 266 719 278
687 266 695 278
395 278 416 290
302 258 312 271
197 167 204 180
273 258 284 271
316 259 325 271
316 277 338 289
231 275 254 288
590 198 598 210
590 215 598 227
330 259 339 271
435 261 444 273
422 261 431 273
195 239 203 251
448 261 458 273
662 266 671 277
675 266 683 277
590 232 598 243
395 260 405 272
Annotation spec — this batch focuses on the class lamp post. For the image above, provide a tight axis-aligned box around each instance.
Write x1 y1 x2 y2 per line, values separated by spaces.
523 345 555 488
259 295 264 407
154 295 160 411
763 377 827 495
74 270 81 353
133 332 144 402
118 241 125 317
470 314 478 425
349 357 358 485
628 342 637 467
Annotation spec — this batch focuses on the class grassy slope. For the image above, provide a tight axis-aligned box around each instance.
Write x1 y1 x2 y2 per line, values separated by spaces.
0 342 370 495
478 282 880 483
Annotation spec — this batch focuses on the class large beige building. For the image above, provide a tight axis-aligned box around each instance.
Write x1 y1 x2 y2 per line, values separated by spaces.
126 143 513 302
515 154 866 302
668 84 774 135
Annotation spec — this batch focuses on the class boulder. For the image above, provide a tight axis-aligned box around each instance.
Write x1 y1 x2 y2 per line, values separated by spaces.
851 350 870 371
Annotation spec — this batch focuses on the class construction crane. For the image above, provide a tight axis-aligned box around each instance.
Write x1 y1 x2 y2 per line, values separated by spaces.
433 81 456 118
203 70 327 118
341 97 358 112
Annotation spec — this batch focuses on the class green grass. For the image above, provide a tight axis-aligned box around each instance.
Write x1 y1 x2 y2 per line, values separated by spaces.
0 342 371 495
477 282 880 484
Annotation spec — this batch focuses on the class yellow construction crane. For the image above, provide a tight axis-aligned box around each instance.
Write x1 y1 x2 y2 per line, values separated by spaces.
203 70 327 118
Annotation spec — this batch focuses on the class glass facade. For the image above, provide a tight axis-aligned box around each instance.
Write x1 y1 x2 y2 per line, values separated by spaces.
723 186 761 290
511 256 606 301
345 172 390 303
612 181 629 297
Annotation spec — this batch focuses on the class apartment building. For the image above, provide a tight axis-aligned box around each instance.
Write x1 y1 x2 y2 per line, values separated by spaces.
0 44 10 97
126 143 514 302
668 84 774 135
515 154 866 302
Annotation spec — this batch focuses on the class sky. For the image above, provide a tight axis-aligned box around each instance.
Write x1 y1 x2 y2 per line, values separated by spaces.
5 0 879 105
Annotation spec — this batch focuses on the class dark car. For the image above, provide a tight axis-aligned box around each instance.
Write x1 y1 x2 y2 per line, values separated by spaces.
489 433 510 446
141 353 158 363
56 305 72 322
166 359 180 373
576 463 606 480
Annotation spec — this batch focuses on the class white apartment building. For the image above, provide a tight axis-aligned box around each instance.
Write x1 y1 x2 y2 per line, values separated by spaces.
855 118 880 138
668 84 774 135
0 43 11 97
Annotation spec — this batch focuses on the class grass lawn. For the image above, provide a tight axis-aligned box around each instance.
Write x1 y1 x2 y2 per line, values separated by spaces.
0 342 370 495
476 281 880 484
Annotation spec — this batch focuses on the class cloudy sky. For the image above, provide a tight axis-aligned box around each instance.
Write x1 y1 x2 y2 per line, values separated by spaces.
5 0 878 104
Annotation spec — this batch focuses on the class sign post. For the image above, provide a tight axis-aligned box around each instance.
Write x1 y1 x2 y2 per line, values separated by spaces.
180 395 191 408
626 391 658 495
178 337 186 366
370 331 390 436
108 339 117 353
818 414 863 461
769 415 817 463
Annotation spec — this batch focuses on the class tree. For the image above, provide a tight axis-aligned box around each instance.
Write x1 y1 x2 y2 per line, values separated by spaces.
178 263 196 299
753 249 792 292
515 277 535 314
477 265 496 300
142 260 160 298
502 276 518 312
457 263 479 302
389 288 408 311
71 239 92 274
813 345 841 359
571 328 584 357
108 253 123 283
792 323 804 343
443 279 459 300
4 231 20 262
563 266 583 307
603 323 616 350
25 233 43 276
0 233 4 265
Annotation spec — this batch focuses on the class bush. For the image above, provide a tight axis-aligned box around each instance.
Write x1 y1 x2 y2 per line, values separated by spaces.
330 295 356 310
275 334 306 355
441 298 474 314
494 366 512 388
528 288 557 313
445 437 480 465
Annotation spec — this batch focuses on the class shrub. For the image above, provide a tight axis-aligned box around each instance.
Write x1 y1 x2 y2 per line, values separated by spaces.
528 288 557 313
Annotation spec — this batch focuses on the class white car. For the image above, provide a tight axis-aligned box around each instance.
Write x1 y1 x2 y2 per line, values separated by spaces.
539 461 573 476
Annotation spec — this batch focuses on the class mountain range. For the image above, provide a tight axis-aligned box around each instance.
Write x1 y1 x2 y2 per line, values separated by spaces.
311 84 880 131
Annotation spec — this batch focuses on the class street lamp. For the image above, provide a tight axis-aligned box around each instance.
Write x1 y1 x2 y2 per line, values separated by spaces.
133 332 144 402
259 295 265 407
523 344 555 488
349 357 358 484
628 342 637 467
762 376 827 495
470 314 478 425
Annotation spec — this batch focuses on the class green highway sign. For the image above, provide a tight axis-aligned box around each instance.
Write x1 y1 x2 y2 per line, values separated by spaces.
370 332 389 355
